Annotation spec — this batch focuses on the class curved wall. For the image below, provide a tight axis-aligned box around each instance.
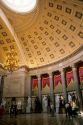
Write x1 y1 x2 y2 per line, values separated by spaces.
29 47 83 76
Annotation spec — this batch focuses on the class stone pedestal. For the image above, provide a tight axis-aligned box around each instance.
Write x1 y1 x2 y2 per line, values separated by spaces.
26 105 31 113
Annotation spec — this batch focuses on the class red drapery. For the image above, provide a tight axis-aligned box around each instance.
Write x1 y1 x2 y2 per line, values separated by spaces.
79 67 83 82
66 71 73 85
32 78 38 89
42 77 50 88
54 75 62 87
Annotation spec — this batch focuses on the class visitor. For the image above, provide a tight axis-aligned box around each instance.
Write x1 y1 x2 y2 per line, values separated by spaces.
0 105 5 118
67 103 72 119
65 102 69 117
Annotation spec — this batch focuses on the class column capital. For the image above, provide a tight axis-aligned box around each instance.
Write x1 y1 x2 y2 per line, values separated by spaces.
71 64 77 71
37 74 40 77
37 74 41 80
71 64 76 68
60 68 65 74
48 72 52 78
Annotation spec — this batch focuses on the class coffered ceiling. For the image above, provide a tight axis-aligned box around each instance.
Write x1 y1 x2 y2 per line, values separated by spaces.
0 0 83 69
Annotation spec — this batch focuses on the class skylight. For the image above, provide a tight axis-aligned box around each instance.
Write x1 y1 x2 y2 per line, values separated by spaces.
1 0 37 13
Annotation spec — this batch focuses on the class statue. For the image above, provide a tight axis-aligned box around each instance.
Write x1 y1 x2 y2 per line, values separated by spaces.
26 96 31 113
68 94 72 103
17 101 22 111
55 94 60 114
28 97 31 105
2 98 6 107
42 95 48 112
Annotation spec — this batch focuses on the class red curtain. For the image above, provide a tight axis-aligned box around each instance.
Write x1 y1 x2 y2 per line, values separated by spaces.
54 75 62 87
79 67 83 82
32 78 38 89
66 71 73 85
42 77 50 88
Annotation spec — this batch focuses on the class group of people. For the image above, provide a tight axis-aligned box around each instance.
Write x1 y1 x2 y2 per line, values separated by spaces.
55 94 65 114
0 102 17 118
0 93 81 118
65 93 80 119
9 103 17 117
54 92 80 118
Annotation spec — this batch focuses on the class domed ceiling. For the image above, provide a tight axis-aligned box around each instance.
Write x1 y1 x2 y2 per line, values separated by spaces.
0 0 83 69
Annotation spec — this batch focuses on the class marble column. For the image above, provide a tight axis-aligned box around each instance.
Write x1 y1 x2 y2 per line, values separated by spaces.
49 73 54 104
26 75 32 113
60 69 67 102
72 65 83 109
28 75 32 98
0 76 5 105
0 76 2 105
38 74 41 102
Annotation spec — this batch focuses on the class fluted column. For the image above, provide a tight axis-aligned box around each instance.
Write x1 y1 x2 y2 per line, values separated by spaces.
72 65 83 109
38 74 41 102
49 73 54 104
60 69 67 102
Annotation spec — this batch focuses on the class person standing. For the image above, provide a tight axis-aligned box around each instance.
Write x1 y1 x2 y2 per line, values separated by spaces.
67 103 72 119
65 102 69 117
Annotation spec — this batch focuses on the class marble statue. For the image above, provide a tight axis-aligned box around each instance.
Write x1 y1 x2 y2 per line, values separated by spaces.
17 101 22 110
55 94 60 114
68 94 72 103
42 95 48 112
2 98 6 107
26 96 31 113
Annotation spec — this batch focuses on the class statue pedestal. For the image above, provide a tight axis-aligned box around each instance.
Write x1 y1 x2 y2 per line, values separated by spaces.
56 104 59 114
26 105 31 113
43 105 47 113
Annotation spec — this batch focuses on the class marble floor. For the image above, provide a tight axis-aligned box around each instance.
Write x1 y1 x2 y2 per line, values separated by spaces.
0 113 83 125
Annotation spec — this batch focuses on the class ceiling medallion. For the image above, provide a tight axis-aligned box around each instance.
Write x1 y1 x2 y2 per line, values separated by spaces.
1 0 37 14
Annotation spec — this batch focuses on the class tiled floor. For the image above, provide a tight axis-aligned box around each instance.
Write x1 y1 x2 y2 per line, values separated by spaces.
0 113 83 125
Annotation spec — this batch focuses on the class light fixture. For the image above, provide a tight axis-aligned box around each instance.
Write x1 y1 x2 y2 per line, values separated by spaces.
4 49 19 72
1 0 37 13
